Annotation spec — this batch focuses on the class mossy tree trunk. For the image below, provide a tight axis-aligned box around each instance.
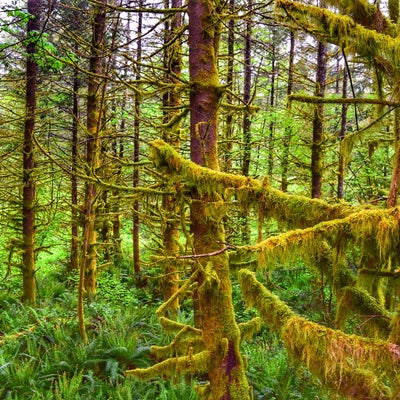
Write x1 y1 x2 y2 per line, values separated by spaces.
338 67 348 199
387 107 400 207
222 0 235 173
133 3 142 275
160 0 183 311
22 0 41 304
188 0 251 397
70 61 79 272
82 0 106 296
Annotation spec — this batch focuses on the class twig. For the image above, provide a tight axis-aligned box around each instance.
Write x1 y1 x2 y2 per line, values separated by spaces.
178 245 236 259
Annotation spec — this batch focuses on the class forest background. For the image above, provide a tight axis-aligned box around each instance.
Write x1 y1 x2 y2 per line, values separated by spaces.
1 0 400 399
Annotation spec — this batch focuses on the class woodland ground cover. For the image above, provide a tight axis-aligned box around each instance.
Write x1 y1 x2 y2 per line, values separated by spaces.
0 250 343 399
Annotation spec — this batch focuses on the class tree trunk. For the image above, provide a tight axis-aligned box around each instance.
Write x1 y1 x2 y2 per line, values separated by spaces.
161 0 182 311
70 62 79 272
281 30 295 192
311 40 327 199
338 67 348 199
188 0 251 397
22 0 40 304
82 0 106 296
267 24 277 178
242 1 252 177
222 0 235 173
241 0 252 244
387 108 400 207
133 3 142 275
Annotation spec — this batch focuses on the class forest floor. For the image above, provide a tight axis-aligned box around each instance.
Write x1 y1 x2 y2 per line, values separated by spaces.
0 253 344 399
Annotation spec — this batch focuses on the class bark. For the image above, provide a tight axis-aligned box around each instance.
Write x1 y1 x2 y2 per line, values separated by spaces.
311 40 327 199
188 0 251 397
22 0 41 304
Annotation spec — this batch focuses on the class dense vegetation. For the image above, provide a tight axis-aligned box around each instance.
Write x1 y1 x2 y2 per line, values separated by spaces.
1 0 400 398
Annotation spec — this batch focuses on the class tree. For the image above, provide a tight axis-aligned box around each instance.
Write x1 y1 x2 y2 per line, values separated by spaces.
127 0 253 397
22 0 41 304
80 0 107 298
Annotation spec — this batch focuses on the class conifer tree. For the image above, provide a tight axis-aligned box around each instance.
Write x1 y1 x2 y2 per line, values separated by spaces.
22 0 41 304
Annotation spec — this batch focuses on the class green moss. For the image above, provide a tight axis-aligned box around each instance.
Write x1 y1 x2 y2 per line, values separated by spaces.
126 350 211 380
238 269 295 331
336 286 391 338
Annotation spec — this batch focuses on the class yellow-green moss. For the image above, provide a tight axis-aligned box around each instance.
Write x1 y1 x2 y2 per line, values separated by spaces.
336 286 391 338
126 350 211 380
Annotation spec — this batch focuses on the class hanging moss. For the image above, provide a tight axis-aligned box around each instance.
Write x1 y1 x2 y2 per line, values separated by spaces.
336 286 391 338
238 269 295 331
238 317 262 342
234 208 400 275
149 139 356 229
239 270 400 399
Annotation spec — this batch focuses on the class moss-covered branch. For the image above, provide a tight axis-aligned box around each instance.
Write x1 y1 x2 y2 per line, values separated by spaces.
126 350 211 380
275 0 400 69
238 270 295 329
289 94 400 107
149 139 356 228
239 269 398 399
235 208 400 272
336 286 391 337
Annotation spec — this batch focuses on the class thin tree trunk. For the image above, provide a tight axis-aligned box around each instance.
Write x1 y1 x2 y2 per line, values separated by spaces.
338 67 348 199
267 25 277 178
161 0 182 311
188 0 251 396
387 108 400 207
241 0 252 244
311 40 327 199
133 3 142 274
281 30 295 192
223 0 235 172
242 0 252 177
82 0 106 296
22 0 40 304
70 62 79 272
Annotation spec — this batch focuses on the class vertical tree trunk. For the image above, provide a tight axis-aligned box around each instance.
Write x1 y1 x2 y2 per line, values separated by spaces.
387 108 400 207
338 67 348 199
70 63 79 272
241 0 252 244
82 0 106 296
222 0 235 173
311 40 327 199
267 24 277 178
281 30 295 192
188 0 251 397
161 0 182 311
133 4 142 275
22 0 40 304
242 0 252 177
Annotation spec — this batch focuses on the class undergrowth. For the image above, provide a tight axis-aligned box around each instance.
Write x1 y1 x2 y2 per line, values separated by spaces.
0 259 344 399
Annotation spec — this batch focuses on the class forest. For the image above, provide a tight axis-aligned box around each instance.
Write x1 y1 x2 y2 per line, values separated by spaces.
1 0 400 398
